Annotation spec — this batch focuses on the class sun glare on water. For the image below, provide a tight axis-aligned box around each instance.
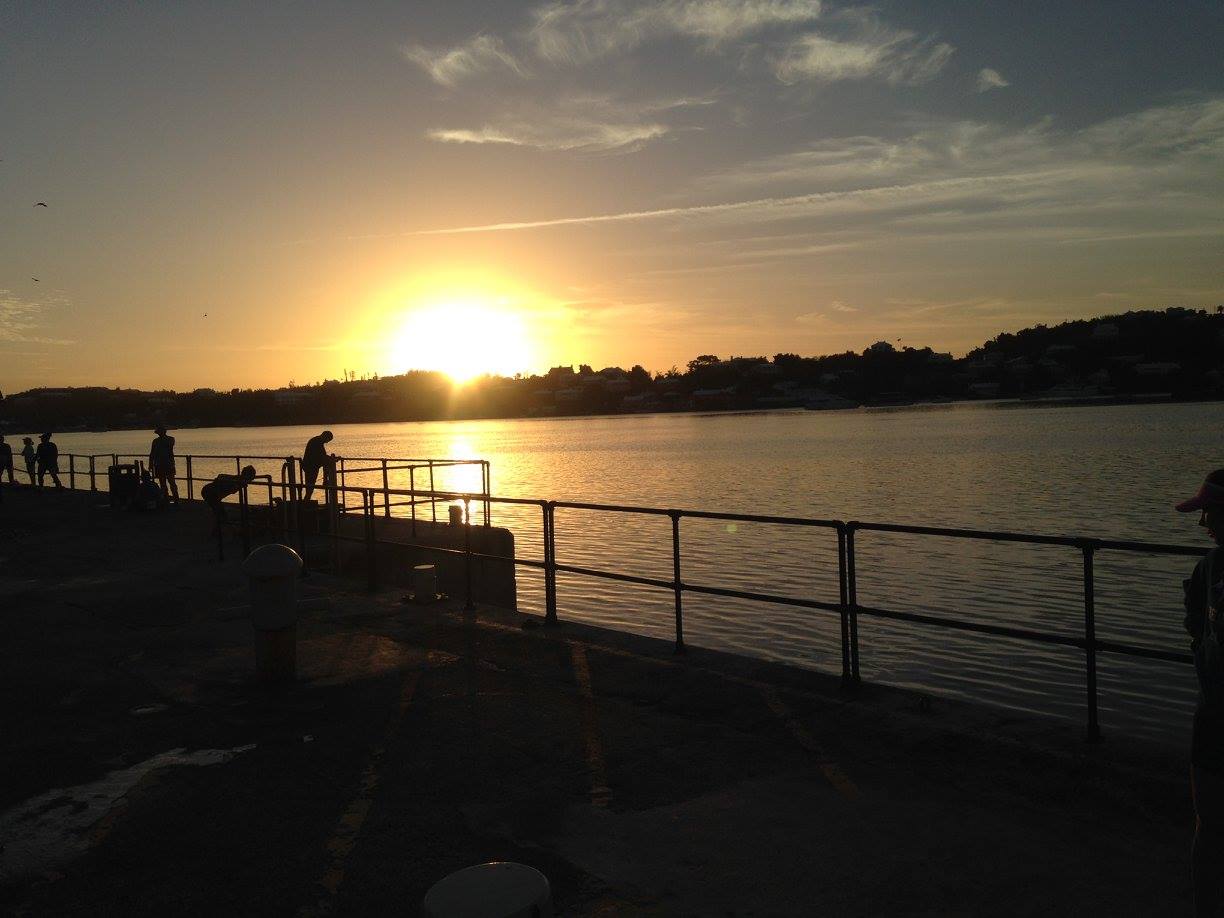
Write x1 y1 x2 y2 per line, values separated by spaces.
389 299 534 384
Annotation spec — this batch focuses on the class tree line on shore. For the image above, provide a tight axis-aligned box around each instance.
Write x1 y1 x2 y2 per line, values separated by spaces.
2 307 1222 432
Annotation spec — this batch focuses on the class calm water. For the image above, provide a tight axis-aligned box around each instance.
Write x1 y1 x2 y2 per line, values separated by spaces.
42 401 1219 744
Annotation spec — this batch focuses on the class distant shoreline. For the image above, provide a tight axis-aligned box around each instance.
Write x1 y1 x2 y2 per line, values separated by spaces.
10 390 1214 438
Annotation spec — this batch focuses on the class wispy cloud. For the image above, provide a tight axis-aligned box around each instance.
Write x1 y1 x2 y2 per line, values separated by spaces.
425 93 707 152
771 10 953 85
401 35 526 87
528 0 824 64
0 291 74 346
975 67 1009 92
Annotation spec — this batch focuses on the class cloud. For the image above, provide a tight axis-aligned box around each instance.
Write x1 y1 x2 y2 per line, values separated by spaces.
424 93 704 152
401 35 526 87
528 0 824 64
830 300 857 312
0 291 74 346
428 120 667 152
771 11 953 85
975 67 1009 92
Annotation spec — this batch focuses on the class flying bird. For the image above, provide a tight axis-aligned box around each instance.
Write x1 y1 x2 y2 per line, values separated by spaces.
31 277 39 282
34 202 47 207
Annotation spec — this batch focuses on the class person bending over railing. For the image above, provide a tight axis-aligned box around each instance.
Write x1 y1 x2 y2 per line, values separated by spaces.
300 430 333 500
201 465 256 537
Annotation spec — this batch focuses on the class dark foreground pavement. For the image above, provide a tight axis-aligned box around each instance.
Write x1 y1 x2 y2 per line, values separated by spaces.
0 485 1196 916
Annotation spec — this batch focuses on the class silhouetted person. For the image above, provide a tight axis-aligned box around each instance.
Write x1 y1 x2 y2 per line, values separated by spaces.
20 437 36 485
36 432 62 488
301 430 333 500
1178 469 1224 916
0 435 13 485
148 426 179 503
201 465 257 537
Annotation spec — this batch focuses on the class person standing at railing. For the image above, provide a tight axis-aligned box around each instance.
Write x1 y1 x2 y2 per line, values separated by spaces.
36 432 63 489
1177 469 1224 917
201 465 257 537
0 435 13 486
148 426 179 504
20 437 36 485
300 430 333 500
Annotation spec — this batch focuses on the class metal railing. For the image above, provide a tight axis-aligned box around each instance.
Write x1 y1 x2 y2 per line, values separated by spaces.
47 452 1207 742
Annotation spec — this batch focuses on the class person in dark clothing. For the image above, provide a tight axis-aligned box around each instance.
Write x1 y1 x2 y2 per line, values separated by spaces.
20 437 36 485
0 435 13 485
1178 469 1224 917
148 426 179 503
300 430 333 500
201 465 257 536
36 432 63 488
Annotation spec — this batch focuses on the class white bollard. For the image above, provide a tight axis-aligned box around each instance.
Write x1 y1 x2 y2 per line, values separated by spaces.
242 543 304 684
422 862 552 918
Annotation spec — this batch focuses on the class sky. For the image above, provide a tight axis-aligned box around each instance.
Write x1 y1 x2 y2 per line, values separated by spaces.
2 0 1223 392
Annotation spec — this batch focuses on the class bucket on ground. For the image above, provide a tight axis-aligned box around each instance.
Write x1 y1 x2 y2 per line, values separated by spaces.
412 564 438 603
422 862 552 918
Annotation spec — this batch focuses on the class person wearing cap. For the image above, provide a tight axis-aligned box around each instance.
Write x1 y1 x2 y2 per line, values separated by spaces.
148 426 179 504
20 437 36 485
201 465 257 537
0 434 13 486
300 430 334 501
1177 469 1224 916
35 432 62 488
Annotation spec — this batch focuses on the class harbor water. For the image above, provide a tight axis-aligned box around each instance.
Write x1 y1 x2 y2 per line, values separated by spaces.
41 400 1218 744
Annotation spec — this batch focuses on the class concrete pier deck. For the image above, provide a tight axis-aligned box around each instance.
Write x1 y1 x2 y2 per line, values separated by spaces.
0 486 1195 915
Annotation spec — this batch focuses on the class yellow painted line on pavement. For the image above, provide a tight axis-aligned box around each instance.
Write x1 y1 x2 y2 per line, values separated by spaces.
571 644 612 808
760 685 859 801
299 665 423 917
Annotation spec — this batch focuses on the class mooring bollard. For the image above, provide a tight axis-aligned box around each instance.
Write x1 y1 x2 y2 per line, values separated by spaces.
242 543 304 684
422 862 552 918
412 563 438 603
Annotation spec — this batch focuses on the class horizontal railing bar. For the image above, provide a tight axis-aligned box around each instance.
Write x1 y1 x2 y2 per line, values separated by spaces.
674 509 841 528
553 562 677 591
682 581 843 612
854 603 1085 648
552 500 674 517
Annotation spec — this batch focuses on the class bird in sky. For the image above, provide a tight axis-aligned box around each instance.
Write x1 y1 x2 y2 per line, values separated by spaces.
31 277 39 282
34 202 47 207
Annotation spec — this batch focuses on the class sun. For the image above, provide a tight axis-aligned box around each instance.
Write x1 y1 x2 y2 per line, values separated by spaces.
388 298 534 383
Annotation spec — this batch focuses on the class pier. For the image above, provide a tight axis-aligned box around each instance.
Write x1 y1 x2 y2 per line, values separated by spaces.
0 480 1199 915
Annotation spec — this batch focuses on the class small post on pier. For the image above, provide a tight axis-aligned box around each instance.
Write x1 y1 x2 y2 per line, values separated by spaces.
670 510 685 655
429 461 437 522
1082 541 1101 743
69 455 75 490
463 497 474 611
185 456 193 500
543 501 558 626
836 523 852 688
365 489 378 592
381 458 390 518
239 487 251 559
409 466 417 537
845 522 861 684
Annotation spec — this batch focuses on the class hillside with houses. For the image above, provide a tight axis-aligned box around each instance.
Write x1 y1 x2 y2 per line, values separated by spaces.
2 307 1222 432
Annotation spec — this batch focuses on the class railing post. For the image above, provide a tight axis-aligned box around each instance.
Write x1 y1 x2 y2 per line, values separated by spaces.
845 522 861 683
670 510 685 655
1082 541 1101 742
339 457 346 494
381 458 390 518
409 466 417 537
836 523 851 687
543 501 558 626
239 487 251 559
429 460 436 522
89 456 97 492
69 455 76 490
365 489 378 592
483 461 491 527
463 496 474 610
